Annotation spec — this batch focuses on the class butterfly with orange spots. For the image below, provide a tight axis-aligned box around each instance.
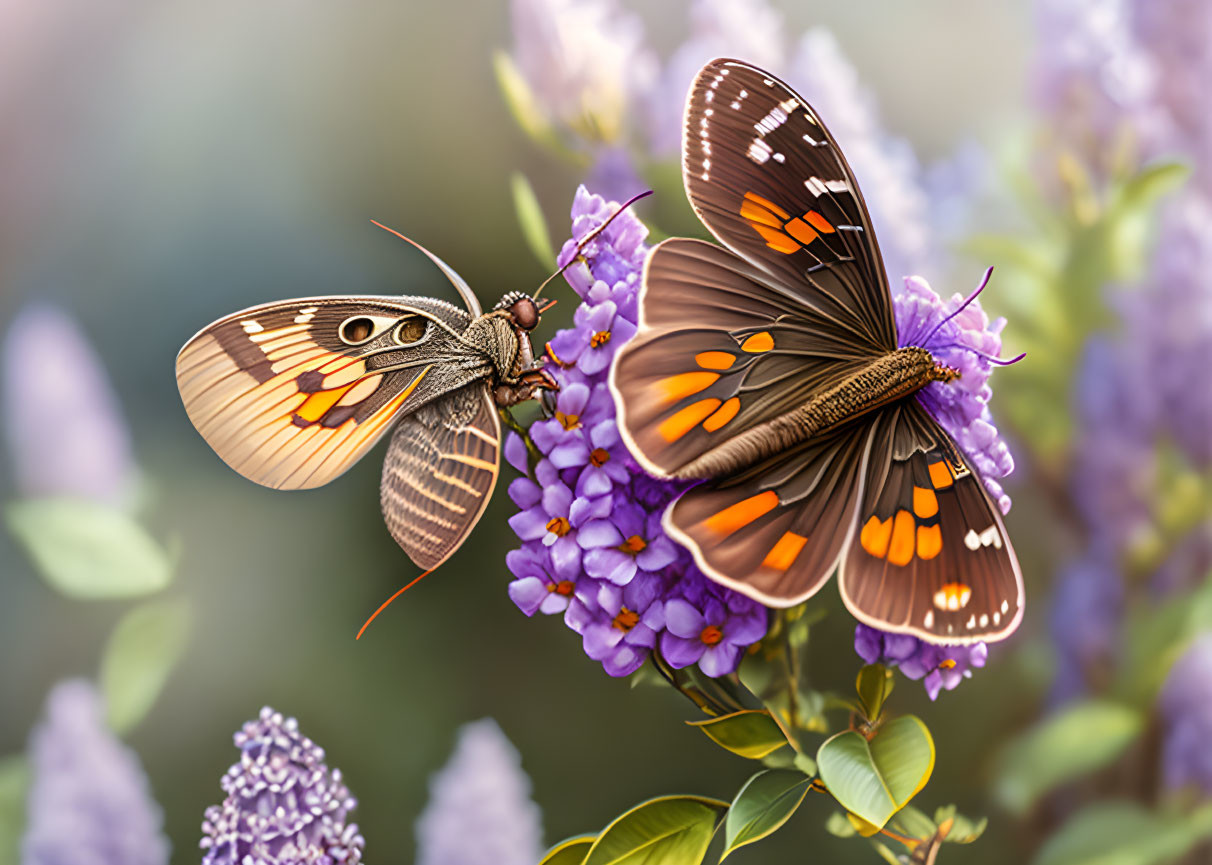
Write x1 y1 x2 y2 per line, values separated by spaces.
611 59 1023 644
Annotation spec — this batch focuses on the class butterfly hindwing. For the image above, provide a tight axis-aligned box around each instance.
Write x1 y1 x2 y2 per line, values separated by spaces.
684 58 897 352
176 295 489 490
839 403 1024 643
380 383 501 570
612 236 880 478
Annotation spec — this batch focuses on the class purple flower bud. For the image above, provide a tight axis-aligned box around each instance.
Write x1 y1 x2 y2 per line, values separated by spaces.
22 680 168 865
200 706 364 865
1159 634 1212 793
415 719 542 865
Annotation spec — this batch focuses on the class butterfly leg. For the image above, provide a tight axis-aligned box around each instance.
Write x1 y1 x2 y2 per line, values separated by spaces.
494 367 559 407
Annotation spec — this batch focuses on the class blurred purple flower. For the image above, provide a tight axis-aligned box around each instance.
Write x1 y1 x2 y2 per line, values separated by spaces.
2 303 135 505
507 0 655 144
505 186 770 678
200 706 363 865
22 680 169 865
1048 547 1123 703
855 625 988 701
415 719 542 865
1159 633 1212 793
895 274 1017 513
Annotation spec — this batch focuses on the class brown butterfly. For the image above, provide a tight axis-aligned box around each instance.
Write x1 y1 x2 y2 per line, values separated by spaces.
610 59 1024 644
175 227 563 573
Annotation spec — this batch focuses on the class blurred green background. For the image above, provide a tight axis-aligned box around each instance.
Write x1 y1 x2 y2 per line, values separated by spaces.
0 1 1082 862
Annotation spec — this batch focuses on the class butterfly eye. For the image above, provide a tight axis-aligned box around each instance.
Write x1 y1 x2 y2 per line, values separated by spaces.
510 298 539 331
393 317 428 345
339 316 377 345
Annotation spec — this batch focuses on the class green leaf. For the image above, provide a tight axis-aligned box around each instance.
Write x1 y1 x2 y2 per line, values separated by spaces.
1117 577 1212 705
6 498 171 599
510 173 556 269
100 599 191 734
816 715 935 830
0 757 28 865
792 752 817 776
825 811 857 839
583 795 727 865
933 804 987 844
686 710 790 760
1033 801 1212 865
855 664 894 722
493 51 553 146
885 803 936 840
995 699 1143 814
539 835 596 865
722 769 812 859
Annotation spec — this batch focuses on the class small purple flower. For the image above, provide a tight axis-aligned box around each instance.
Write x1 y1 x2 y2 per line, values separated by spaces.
662 596 768 678
22 680 169 865
415 719 543 865
545 299 638 377
200 706 363 865
1159 634 1212 793
855 624 988 701
895 273 1017 513
567 574 666 677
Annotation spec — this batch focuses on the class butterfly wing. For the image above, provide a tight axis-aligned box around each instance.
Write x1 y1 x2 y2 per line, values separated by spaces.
839 402 1024 643
664 420 877 607
684 57 897 352
380 383 500 569
612 237 881 478
176 295 488 490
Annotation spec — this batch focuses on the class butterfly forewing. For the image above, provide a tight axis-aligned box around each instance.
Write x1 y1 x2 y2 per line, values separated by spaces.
176 295 487 490
839 403 1023 643
380 384 501 570
684 58 897 352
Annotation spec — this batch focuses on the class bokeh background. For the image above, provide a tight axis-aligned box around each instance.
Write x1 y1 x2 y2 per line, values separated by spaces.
2 1 1209 863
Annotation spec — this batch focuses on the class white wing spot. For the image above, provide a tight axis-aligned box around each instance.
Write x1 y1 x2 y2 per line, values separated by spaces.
1001 600 1010 614
730 100 741 110
924 610 935 629
979 614 989 628
241 320 264 334
772 152 785 163
747 139 772 164
964 530 981 551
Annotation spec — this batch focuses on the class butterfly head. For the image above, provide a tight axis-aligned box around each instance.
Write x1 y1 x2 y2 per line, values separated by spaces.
494 291 541 332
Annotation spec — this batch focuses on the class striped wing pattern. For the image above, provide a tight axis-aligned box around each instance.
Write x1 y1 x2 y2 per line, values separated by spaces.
380 383 501 570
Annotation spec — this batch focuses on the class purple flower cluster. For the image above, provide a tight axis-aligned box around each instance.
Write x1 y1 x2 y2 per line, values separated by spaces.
1159 634 1212 793
414 719 543 865
22 680 169 865
200 706 364 865
855 624 988 702
505 186 769 678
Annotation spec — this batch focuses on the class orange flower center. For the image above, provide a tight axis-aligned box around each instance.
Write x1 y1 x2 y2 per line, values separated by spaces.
619 535 647 554
545 341 573 368
590 447 611 466
939 658 957 670
545 517 571 536
700 625 724 646
612 607 640 631
546 580 574 596
555 411 580 430
590 330 612 348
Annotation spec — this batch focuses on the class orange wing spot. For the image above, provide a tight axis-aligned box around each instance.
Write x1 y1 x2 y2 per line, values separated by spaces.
743 191 791 220
656 371 719 403
928 460 954 490
762 531 808 571
913 486 939 518
887 509 916 566
860 515 893 558
805 211 836 233
658 398 721 442
295 383 355 423
702 397 740 432
695 351 736 370
740 197 784 229
741 332 774 353
783 217 820 246
703 490 779 535
752 224 800 254
933 582 972 611
916 524 942 560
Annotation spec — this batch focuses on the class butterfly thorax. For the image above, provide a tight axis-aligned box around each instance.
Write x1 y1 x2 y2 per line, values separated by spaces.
672 347 958 479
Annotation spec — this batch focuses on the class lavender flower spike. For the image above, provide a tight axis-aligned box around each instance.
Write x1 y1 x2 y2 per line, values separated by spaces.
1159 633 1212 794
200 706 364 865
22 679 169 865
415 719 543 865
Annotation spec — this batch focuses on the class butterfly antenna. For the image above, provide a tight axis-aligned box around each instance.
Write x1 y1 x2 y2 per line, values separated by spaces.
920 266 994 347
934 344 1027 366
355 567 436 640
370 220 483 317
533 190 653 300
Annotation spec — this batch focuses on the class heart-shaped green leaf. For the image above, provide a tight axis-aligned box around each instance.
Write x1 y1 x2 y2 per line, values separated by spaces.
816 715 935 830
100 599 192 734
538 835 596 865
583 795 727 865
7 498 171 599
686 710 790 760
722 769 812 859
